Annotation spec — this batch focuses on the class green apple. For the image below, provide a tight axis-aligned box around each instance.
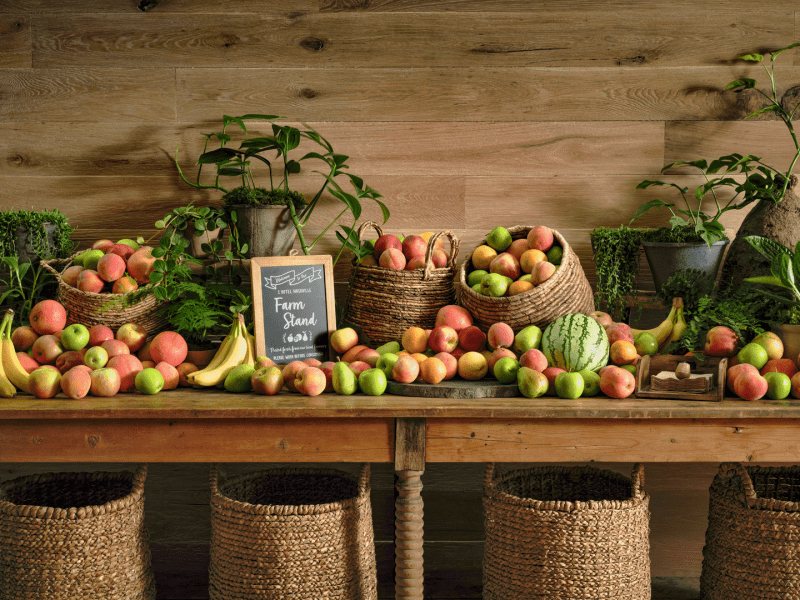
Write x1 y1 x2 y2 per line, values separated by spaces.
332 361 358 395
481 273 509 297
61 323 90 351
621 364 637 375
578 369 601 397
555 371 584 399
375 353 400 378
81 249 105 271
517 366 548 398
358 368 388 396
519 274 533 284
117 238 140 250
764 371 792 400
514 325 543 354
472 283 484 294
493 356 520 385
375 340 401 355
737 342 769 370
486 226 512 252
84 345 109 370
224 364 255 393
467 269 489 288
546 245 563 265
135 367 165 395
634 332 658 356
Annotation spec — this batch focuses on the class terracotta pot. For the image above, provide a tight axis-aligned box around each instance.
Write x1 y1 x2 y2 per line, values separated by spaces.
186 347 217 367
777 323 800 364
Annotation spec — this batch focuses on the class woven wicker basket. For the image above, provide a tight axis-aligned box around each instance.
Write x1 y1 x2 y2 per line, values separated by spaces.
701 462 800 599
483 463 651 600
458 226 594 332
342 221 460 345
41 251 169 334
0 465 155 600
209 464 378 600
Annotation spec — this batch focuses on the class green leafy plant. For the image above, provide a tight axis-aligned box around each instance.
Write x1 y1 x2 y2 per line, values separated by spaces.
655 268 716 318
631 42 800 247
743 236 800 313
0 257 52 327
0 208 74 261
175 114 389 266
589 226 643 320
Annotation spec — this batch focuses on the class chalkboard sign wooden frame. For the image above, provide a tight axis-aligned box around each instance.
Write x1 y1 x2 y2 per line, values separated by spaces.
250 255 336 364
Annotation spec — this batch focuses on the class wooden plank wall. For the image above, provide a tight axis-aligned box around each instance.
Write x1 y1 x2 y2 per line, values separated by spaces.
1 1 799 597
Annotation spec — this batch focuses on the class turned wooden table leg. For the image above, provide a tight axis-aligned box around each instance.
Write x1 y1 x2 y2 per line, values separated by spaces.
395 417 426 600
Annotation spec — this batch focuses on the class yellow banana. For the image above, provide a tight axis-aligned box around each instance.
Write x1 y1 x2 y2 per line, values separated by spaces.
242 330 256 369
1 310 29 394
195 318 238 374
190 317 249 387
664 301 687 348
632 297 679 347
0 350 17 399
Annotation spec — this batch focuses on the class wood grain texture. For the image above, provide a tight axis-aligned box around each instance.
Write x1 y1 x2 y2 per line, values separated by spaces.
0 15 30 68
0 68 176 122
0 0 315 13
177 65 786 123
30 10 793 68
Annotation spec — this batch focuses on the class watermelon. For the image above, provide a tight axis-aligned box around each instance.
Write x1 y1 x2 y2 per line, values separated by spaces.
541 313 609 372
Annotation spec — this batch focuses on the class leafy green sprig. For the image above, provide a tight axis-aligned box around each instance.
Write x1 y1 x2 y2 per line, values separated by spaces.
589 226 643 321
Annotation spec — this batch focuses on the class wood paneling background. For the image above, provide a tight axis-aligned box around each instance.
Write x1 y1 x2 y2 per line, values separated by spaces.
1 1 798 597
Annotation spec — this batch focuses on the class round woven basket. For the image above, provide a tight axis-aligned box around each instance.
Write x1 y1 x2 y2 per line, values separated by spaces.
209 464 378 600
0 465 155 600
458 226 594 332
483 463 651 600
343 221 460 345
701 462 800 599
41 251 169 334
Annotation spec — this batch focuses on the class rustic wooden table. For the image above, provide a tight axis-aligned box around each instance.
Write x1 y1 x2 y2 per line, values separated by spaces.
2 391 799 599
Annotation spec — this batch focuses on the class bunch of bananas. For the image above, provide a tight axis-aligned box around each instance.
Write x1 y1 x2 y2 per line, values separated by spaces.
0 310 31 398
631 297 687 353
187 313 256 388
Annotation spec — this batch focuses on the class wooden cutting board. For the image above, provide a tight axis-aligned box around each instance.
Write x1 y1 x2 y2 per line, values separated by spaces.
386 379 520 398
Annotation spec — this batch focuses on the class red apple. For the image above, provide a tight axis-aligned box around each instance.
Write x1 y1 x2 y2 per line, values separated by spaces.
28 300 67 336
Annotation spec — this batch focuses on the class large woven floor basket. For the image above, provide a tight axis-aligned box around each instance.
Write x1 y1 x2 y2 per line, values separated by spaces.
343 221 460 345
701 462 800 599
42 252 168 334
209 464 378 600
0 465 155 600
459 227 594 332
483 463 651 600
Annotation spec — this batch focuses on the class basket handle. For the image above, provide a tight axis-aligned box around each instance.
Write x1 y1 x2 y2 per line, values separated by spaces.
631 463 645 499
484 462 501 490
358 463 371 494
717 462 757 508
422 230 460 280
40 249 83 280
356 220 384 244
132 464 148 494
209 464 228 496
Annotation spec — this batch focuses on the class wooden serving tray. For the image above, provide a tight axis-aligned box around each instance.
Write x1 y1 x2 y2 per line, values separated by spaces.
635 354 728 402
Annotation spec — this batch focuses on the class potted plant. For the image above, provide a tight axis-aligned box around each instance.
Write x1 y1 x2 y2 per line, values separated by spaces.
589 226 644 321
743 235 800 361
153 203 227 259
631 43 800 294
174 114 388 266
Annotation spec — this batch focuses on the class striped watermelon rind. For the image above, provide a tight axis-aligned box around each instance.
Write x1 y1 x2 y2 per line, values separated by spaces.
541 313 609 372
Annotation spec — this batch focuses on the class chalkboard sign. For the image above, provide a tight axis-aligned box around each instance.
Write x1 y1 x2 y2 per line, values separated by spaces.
250 255 336 364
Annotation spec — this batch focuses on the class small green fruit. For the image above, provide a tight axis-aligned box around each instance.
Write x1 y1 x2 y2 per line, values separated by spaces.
358 368 388 396
764 371 791 400
117 238 140 250
737 343 769 370
481 273 509 297
135 368 165 395
376 340 401 355
332 361 358 395
554 371 584 399
493 357 520 385
634 332 658 356
467 270 489 287
546 245 563 265
224 364 256 393
486 226 513 252
578 369 601 397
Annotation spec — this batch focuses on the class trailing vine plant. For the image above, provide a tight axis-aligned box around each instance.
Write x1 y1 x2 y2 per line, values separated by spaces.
589 226 643 321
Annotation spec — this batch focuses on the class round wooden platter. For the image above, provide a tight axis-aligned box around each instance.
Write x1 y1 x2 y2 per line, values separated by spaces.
386 379 520 399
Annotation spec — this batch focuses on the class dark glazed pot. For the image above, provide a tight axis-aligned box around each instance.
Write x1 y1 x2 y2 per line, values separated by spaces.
641 240 729 293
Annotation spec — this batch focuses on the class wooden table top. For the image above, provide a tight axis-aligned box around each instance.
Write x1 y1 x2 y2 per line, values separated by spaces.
1 389 799 420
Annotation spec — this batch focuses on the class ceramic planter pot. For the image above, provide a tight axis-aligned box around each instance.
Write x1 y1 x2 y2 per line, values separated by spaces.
185 223 225 259
226 204 297 258
777 323 800 363
641 240 729 294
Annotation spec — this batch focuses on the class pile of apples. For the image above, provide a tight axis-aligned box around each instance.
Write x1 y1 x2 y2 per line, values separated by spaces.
62 238 156 294
13 299 197 399
357 231 450 271
704 326 800 401
467 225 563 297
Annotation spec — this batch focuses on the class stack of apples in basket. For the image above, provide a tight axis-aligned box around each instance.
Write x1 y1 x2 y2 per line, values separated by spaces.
63 238 155 294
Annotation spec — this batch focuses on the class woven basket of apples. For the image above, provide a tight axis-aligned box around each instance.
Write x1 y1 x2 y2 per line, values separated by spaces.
458 225 594 332
41 239 168 333
342 221 460 345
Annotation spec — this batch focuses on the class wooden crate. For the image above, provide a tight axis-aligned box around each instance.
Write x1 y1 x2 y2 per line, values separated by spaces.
635 355 728 402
